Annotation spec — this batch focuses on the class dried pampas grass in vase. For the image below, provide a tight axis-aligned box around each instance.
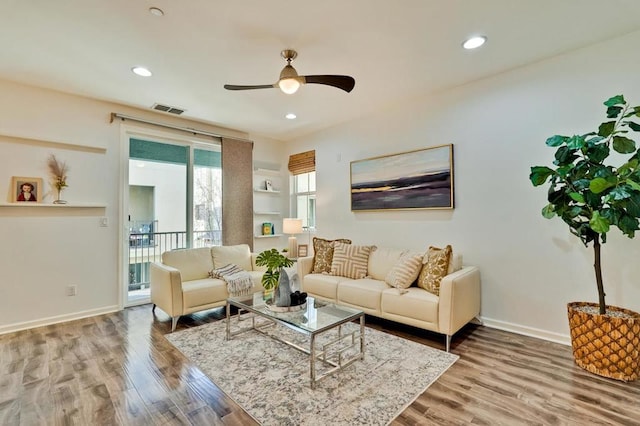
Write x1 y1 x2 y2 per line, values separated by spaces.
47 154 69 204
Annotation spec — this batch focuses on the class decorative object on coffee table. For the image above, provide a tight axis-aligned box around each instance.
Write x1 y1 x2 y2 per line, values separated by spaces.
530 95 640 382
274 267 292 306
273 266 306 308
255 248 294 300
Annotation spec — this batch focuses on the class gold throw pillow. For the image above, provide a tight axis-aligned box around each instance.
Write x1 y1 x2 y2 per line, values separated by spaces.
417 245 453 296
312 237 352 274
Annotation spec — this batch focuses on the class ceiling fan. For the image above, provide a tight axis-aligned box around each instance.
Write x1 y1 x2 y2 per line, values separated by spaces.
224 49 355 94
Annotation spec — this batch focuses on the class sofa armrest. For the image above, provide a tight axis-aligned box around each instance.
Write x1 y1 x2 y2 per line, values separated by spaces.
297 256 314 280
438 266 481 336
150 262 184 317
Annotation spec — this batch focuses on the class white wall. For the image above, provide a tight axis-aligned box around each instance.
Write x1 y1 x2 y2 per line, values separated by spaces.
285 31 640 344
0 79 284 333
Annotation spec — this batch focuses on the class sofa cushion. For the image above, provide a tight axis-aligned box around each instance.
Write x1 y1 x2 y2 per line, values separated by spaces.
303 273 351 301
247 271 266 290
312 237 352 273
381 287 439 324
385 252 423 290
330 243 376 279
212 244 252 271
367 247 407 280
417 245 452 296
337 278 387 312
182 278 228 309
162 247 214 281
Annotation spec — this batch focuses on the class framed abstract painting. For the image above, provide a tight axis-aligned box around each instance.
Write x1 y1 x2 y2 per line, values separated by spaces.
350 144 454 211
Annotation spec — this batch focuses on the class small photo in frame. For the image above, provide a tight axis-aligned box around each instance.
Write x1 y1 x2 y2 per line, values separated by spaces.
265 179 273 191
11 176 43 203
297 244 308 258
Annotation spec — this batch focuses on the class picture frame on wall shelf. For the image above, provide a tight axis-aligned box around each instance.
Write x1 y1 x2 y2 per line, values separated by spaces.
297 244 308 258
350 144 454 211
265 179 274 191
11 176 43 203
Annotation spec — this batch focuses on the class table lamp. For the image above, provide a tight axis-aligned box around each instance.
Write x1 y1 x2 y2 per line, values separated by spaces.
282 218 303 258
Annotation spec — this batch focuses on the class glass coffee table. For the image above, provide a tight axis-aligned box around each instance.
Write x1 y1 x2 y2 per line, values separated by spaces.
226 292 365 388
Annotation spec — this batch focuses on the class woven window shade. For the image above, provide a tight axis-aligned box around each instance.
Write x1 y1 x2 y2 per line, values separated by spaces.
288 150 316 175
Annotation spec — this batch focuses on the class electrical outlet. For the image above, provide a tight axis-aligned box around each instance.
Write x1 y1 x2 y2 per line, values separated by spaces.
67 285 77 296
100 217 108 227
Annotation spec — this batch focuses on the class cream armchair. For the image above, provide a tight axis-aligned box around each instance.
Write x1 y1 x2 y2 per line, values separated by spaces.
150 244 265 331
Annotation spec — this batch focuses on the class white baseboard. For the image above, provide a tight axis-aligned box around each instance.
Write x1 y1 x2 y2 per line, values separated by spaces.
479 316 571 346
0 305 120 335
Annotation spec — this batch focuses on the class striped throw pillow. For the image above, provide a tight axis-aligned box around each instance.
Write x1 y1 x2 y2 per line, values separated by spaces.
385 252 423 292
330 242 376 279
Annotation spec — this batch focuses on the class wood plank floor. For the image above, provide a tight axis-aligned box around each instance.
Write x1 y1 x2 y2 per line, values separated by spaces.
1 305 639 425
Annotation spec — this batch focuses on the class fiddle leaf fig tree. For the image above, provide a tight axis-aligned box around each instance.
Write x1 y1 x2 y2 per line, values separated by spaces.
530 95 640 315
255 248 294 290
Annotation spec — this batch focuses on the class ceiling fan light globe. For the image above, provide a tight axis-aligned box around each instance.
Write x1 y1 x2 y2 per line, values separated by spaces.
278 78 300 94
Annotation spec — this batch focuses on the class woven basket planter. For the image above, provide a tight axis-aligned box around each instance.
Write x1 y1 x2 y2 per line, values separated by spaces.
567 302 640 382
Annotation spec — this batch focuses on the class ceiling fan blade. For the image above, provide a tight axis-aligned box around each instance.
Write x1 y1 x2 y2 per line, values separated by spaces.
224 84 277 91
302 75 355 93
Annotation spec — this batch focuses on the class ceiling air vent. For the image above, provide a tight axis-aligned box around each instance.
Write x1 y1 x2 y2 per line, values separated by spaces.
151 103 185 115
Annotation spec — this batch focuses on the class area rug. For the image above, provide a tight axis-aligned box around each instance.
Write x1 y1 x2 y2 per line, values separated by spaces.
165 318 458 426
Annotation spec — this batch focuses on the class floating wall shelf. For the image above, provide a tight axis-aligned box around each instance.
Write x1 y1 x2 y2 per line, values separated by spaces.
0 202 106 208
254 189 281 194
0 132 107 154
254 168 281 176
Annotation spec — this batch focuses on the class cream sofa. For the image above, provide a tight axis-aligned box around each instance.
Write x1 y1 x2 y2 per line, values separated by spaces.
298 247 480 351
150 244 265 331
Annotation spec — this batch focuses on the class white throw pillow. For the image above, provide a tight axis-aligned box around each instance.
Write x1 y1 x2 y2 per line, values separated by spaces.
385 252 423 292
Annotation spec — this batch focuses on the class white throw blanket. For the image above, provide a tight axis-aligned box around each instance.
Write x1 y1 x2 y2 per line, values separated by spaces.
209 264 253 296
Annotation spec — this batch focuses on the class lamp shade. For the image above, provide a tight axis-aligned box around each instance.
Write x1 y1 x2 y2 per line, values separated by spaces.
282 218 303 235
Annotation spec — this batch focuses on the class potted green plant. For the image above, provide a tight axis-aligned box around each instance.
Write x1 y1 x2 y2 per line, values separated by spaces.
255 248 294 296
530 95 640 381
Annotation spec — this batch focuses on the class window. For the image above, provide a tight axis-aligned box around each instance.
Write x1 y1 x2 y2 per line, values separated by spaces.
293 172 316 230
288 150 316 230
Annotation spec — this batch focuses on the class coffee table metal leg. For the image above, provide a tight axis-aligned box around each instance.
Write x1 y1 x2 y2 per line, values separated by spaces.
310 333 317 389
225 303 231 340
360 314 365 359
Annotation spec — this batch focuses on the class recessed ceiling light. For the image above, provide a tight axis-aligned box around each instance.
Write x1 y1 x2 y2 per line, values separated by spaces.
149 7 164 17
462 35 487 50
285 113 297 120
132 66 152 77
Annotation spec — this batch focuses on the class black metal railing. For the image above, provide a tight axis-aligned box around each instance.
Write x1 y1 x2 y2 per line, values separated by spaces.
128 230 221 291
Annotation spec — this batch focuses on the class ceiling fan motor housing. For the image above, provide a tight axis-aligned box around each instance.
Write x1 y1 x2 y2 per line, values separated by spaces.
280 64 299 80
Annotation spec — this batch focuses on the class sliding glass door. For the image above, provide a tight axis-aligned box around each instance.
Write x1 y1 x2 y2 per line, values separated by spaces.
126 137 221 305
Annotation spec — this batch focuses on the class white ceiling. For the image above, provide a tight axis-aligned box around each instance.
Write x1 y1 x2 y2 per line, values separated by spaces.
2 0 640 141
